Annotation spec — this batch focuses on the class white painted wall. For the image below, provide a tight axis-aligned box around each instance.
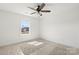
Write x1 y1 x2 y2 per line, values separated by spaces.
0 10 40 46
40 4 79 48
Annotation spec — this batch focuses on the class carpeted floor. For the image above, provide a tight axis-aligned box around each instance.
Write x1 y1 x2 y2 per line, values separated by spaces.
0 38 79 55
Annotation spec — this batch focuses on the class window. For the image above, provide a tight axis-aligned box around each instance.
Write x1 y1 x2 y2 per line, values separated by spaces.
21 20 29 34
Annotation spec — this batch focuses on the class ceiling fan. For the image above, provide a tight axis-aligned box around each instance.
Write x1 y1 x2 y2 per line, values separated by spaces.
28 3 51 16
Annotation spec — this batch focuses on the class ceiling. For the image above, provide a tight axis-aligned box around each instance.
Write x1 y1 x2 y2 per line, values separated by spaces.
0 3 53 17
0 3 38 17
0 3 52 17
0 3 79 17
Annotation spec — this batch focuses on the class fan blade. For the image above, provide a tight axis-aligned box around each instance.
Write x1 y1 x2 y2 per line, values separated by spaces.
41 10 51 12
39 3 45 10
31 12 36 14
28 7 36 11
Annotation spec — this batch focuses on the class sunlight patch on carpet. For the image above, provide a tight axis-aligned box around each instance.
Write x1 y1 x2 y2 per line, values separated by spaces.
27 41 43 46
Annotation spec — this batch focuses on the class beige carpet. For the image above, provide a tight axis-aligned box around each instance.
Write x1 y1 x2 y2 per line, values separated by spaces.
0 38 79 55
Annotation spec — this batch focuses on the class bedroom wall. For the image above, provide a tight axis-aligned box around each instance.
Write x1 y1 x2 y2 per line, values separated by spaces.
0 10 40 46
40 4 79 48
